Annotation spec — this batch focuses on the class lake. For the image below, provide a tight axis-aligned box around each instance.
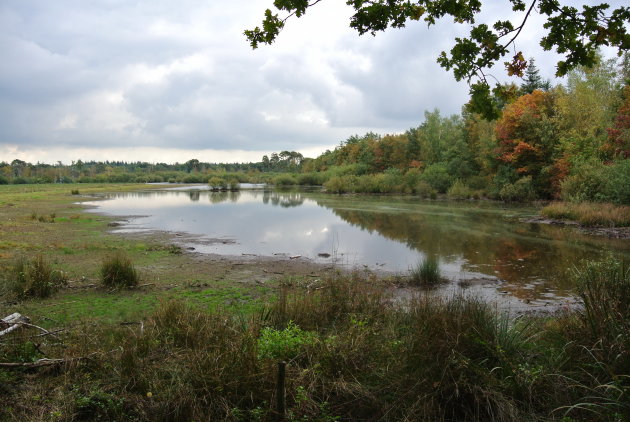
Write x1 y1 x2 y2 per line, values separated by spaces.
83 186 630 307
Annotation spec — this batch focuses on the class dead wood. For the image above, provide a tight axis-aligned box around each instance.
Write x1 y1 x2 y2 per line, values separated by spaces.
0 313 30 337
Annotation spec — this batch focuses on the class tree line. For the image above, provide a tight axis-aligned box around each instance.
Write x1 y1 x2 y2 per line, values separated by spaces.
300 55 629 204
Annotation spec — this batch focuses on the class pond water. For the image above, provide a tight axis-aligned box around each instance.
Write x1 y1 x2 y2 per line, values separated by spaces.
83 187 629 307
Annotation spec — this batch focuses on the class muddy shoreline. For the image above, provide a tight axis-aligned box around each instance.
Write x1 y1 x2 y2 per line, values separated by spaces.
521 216 630 239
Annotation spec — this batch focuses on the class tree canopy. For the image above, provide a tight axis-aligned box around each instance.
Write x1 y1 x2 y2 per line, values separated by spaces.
245 1 630 119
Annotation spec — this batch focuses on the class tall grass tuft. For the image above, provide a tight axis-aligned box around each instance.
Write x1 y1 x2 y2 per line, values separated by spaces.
574 257 630 343
409 256 443 286
100 252 139 288
2 255 67 298
556 257 630 420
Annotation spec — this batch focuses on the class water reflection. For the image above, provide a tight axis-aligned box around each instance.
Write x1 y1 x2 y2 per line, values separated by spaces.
83 189 630 302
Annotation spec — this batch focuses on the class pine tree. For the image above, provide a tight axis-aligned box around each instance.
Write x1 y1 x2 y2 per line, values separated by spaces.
520 58 551 94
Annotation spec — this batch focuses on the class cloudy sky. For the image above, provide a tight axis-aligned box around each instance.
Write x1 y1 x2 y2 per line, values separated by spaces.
0 0 620 164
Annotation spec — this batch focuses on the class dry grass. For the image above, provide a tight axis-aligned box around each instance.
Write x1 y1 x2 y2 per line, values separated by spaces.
541 201 630 227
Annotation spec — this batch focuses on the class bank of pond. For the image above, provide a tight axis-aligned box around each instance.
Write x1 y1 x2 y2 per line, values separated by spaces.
0 257 629 422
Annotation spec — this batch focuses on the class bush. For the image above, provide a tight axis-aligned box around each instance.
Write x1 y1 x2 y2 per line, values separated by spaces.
602 159 630 205
12 177 29 184
409 256 443 286
182 174 205 183
208 176 227 190
420 163 453 193
272 174 298 186
257 321 317 361
296 172 324 186
100 252 139 288
447 179 472 199
560 159 608 203
499 176 536 202
2 255 67 298
414 180 436 198
324 175 357 193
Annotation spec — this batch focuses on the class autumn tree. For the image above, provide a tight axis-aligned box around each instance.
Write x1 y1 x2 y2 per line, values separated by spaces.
495 89 559 197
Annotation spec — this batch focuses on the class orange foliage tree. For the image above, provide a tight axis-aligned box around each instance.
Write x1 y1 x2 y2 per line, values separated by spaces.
495 90 560 197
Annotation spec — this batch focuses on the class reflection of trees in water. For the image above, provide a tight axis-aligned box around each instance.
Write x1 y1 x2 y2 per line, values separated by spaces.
314 200 617 294
262 191 305 208
207 191 241 204
188 191 200 201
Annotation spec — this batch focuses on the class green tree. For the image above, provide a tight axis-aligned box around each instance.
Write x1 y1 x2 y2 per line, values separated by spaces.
246 1 630 119
554 57 621 161
520 58 551 94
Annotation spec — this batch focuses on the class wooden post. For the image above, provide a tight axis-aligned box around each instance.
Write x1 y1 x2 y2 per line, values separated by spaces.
276 361 286 420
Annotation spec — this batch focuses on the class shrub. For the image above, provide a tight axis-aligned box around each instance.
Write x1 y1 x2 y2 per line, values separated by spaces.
100 252 139 288
324 175 357 193
12 177 29 184
257 321 317 361
414 180 435 198
447 179 472 199
208 176 228 190
296 172 324 186
467 175 489 190
226 177 240 190
182 174 205 183
420 163 453 193
272 174 298 186
2 255 67 298
71 189 80 195
560 159 608 203
409 256 443 286
499 176 536 202
602 159 630 205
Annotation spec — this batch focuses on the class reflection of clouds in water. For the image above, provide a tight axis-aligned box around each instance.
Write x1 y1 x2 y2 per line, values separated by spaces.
84 189 630 303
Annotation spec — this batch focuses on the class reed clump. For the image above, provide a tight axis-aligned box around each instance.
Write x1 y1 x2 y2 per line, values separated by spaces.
100 252 139 288
409 256 443 286
1 254 67 298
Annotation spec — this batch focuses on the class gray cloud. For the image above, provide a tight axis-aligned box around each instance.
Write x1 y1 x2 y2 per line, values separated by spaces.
0 0 624 162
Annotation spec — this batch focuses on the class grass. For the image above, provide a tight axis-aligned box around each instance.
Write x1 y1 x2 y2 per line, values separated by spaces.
1 261 628 421
100 252 139 288
541 201 630 227
409 255 443 286
1 183 629 421
1 254 68 299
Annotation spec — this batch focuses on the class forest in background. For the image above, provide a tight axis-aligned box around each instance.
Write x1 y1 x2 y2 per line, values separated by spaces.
2 54 629 205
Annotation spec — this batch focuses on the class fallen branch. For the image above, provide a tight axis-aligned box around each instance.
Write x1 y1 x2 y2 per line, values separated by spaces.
0 329 66 344
0 313 30 337
0 350 115 368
